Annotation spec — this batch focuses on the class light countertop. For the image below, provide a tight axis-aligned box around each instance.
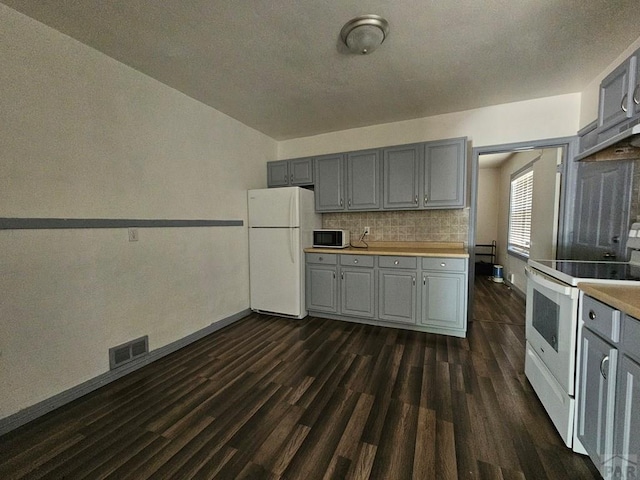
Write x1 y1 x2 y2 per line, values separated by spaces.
305 241 469 258
578 283 640 319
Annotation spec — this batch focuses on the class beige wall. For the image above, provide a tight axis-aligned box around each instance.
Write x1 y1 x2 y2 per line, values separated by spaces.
495 149 560 293
476 168 500 247
278 94 581 159
0 5 276 419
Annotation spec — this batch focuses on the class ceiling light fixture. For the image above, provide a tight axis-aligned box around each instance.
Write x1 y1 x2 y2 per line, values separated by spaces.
340 14 389 55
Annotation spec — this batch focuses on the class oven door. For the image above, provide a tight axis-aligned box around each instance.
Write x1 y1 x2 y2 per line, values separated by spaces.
525 266 580 395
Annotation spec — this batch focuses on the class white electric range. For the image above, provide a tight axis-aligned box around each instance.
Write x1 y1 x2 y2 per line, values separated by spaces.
524 223 640 453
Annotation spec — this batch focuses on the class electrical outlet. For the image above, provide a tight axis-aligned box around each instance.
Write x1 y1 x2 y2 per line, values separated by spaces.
128 228 139 242
364 226 370 235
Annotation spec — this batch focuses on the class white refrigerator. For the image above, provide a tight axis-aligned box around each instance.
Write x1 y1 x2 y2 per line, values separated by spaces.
248 187 321 318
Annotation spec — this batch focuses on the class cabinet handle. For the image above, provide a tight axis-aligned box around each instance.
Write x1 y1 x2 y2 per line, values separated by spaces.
341 272 344 280
354 259 358 264
414 195 418 204
413 277 416 286
333 272 336 279
440 262 446 267
634 84 640 105
340 198 343 207
290 174 293 183
424 195 428 205
600 355 609 379
394 260 400 265
621 94 628 112
319 256 323 261
423 276 426 285
348 199 352 207
588 310 596 320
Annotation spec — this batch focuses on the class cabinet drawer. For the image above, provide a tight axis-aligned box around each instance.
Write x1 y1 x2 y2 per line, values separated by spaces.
422 257 467 272
378 256 417 269
339 254 374 267
306 253 337 265
623 314 640 362
582 295 621 343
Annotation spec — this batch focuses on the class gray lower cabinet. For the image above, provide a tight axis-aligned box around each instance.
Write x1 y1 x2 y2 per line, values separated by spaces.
378 269 417 324
341 266 376 318
420 273 466 330
420 257 467 333
314 154 346 211
613 313 640 478
614 355 640 477
267 157 314 187
306 253 338 313
377 256 418 324
306 253 468 337
576 327 617 472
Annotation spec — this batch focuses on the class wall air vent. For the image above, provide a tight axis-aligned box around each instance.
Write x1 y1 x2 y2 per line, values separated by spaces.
109 335 149 370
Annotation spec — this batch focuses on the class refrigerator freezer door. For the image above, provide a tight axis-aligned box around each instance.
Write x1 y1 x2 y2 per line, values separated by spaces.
248 187 300 227
249 227 302 317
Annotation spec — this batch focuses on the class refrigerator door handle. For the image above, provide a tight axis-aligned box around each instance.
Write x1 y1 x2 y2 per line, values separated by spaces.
289 190 295 228
289 227 295 263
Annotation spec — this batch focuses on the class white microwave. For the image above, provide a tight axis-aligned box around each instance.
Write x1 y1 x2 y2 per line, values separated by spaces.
313 229 350 248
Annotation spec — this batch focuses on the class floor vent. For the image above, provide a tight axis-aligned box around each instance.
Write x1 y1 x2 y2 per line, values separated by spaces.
109 336 149 370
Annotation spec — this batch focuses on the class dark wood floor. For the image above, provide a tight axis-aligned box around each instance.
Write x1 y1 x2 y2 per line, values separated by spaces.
0 277 600 479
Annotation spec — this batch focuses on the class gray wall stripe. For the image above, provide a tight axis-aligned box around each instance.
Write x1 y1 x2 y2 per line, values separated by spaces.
0 309 252 437
0 218 243 230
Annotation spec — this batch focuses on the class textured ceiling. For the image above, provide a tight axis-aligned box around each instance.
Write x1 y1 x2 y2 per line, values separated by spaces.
3 1 640 140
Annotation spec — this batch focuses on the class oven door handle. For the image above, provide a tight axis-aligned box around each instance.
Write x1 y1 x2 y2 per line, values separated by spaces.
524 266 577 298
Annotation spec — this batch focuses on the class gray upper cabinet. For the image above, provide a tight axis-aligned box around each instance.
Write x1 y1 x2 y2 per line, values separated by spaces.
278 136 467 212
422 138 466 208
383 144 421 209
314 154 346 212
267 157 313 187
347 149 381 210
267 160 290 187
598 55 635 132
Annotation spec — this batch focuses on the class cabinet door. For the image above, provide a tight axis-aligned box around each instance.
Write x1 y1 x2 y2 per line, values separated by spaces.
383 144 421 209
341 267 375 318
599 58 633 130
423 138 466 208
306 265 338 313
576 328 617 472
267 160 289 187
378 270 417 324
613 356 640 479
314 154 345 212
421 272 466 329
634 50 640 116
347 149 381 210
290 158 314 186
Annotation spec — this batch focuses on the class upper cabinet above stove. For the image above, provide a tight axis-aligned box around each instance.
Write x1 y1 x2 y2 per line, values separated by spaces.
576 48 640 162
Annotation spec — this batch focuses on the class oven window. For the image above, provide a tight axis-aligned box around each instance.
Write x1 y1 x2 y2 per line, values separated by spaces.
532 290 559 351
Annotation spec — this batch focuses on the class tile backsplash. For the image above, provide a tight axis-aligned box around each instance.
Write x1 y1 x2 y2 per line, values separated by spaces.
323 209 469 245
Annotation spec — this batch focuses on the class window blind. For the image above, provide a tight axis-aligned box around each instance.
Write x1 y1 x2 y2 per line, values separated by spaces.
508 169 533 257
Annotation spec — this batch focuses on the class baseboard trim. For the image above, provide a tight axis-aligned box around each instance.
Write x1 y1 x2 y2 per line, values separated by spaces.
0 309 251 437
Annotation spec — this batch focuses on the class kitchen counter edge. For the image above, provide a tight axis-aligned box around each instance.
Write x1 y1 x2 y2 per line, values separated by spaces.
578 283 640 320
304 246 469 258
